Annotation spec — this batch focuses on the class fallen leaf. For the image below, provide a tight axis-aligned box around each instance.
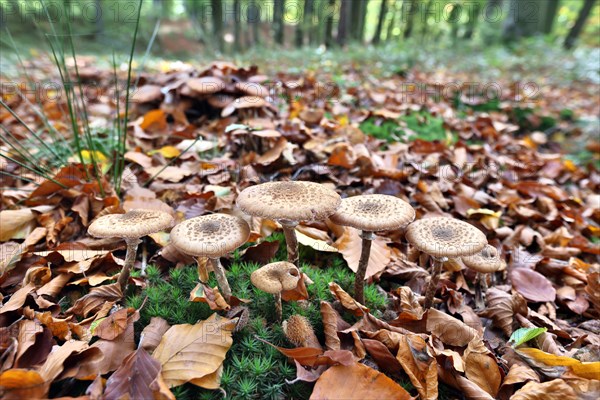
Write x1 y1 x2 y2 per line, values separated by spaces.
152 314 235 387
139 317 171 353
511 268 556 302
464 352 502 397
516 348 600 380
328 282 369 316
310 362 412 400
335 227 391 279
426 308 480 346
0 369 47 399
67 283 123 317
396 334 438 400
511 379 577 400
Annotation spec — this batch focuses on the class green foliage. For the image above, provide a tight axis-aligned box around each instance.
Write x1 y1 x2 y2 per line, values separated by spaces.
359 111 453 144
509 327 548 347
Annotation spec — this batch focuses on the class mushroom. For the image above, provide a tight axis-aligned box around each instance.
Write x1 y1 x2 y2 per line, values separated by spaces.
170 214 250 301
88 210 174 292
237 181 341 267
251 261 300 321
329 194 415 304
462 244 506 309
406 217 487 309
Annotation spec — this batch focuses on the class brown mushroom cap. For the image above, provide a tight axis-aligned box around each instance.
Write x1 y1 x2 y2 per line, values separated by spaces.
88 210 174 239
330 194 415 232
250 261 300 294
131 85 163 103
186 76 226 95
234 82 269 97
462 244 506 273
405 217 487 258
237 181 341 222
170 214 250 258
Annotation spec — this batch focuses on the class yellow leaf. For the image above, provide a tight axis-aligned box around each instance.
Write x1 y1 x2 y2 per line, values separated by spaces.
516 348 600 380
563 159 577 172
337 115 349 126
148 146 181 158
0 369 47 399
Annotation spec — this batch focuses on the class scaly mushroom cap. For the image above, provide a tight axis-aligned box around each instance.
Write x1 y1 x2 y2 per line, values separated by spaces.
170 214 250 258
186 76 226 95
237 181 341 222
406 217 487 258
88 210 174 239
462 244 506 273
250 261 300 294
330 194 415 232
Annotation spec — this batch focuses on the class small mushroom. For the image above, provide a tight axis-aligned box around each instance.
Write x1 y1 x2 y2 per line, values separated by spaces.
251 261 300 321
237 181 341 268
462 244 506 309
406 217 487 309
186 76 226 96
170 214 250 301
88 210 174 292
329 194 415 304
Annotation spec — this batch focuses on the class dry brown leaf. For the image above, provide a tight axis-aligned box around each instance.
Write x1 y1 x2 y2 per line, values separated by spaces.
426 308 480 346
394 286 424 320
516 348 600 380
14 320 52 368
0 283 35 314
152 313 235 387
510 268 557 302
511 379 577 400
139 317 171 353
362 338 403 375
103 349 174 400
335 227 391 279
320 301 350 350
0 208 37 241
396 334 438 400
94 308 129 340
38 340 102 382
189 283 230 311
464 352 502 397
0 369 48 399
310 362 412 400
328 282 369 316
35 311 72 341
67 283 123 317
479 287 528 336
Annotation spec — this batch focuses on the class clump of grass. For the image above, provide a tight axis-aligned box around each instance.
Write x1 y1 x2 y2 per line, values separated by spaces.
359 111 454 144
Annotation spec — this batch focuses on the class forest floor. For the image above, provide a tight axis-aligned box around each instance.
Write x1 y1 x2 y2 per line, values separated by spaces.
0 42 599 399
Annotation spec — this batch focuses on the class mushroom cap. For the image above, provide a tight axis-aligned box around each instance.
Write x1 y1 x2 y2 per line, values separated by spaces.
405 217 487 258
170 214 250 258
237 181 341 222
250 261 300 294
131 85 163 103
329 194 415 232
88 210 174 239
186 76 226 94
462 244 506 273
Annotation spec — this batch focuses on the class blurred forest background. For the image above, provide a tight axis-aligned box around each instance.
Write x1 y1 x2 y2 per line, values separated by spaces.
0 0 598 58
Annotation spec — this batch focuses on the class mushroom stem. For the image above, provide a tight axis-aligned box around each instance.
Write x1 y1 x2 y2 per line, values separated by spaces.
280 220 299 268
117 238 141 292
274 292 283 321
474 272 489 310
210 257 232 301
354 231 374 304
423 256 447 309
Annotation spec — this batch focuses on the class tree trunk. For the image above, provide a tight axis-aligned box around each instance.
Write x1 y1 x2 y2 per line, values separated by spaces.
543 0 560 34
463 1 481 39
373 0 387 44
211 0 223 51
234 0 241 51
403 0 416 39
564 0 595 49
94 0 104 39
385 1 398 42
248 0 260 46
305 0 315 45
296 0 312 47
503 0 545 41
325 0 336 47
274 0 285 45
357 0 368 43
449 3 461 41
419 0 435 40
337 0 351 46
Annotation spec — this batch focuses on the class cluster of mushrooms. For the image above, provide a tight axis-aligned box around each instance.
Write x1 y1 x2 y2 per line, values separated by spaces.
88 181 506 320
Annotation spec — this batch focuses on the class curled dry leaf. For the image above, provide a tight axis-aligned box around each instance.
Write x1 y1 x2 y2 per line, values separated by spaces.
511 379 577 400
93 308 129 340
335 227 391 280
479 287 528 337
510 268 557 302
320 301 350 351
38 340 102 382
396 334 438 400
394 286 424 320
103 349 174 400
516 348 600 380
189 283 230 311
426 308 480 347
464 352 502 397
328 282 369 316
361 338 403 376
152 313 235 388
67 283 123 317
309 362 412 400
139 317 170 353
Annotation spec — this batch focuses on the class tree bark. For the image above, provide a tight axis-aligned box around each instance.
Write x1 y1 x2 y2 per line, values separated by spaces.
325 0 336 47
464 1 481 39
211 0 223 51
296 0 313 47
373 0 388 44
403 0 416 39
503 0 545 41
248 0 260 46
543 0 560 34
564 0 595 49
305 0 315 45
385 2 397 41
357 0 368 43
274 0 285 45
337 0 351 46
234 0 241 51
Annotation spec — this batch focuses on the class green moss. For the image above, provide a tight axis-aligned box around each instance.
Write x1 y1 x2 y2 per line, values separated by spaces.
359 111 455 144
130 234 393 399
